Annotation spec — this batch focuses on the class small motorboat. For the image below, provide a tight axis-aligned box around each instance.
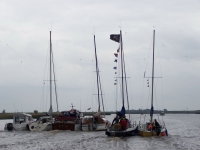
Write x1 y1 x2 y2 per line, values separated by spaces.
29 116 53 131
4 113 33 131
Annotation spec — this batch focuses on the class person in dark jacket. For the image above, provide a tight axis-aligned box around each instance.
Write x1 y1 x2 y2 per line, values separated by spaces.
154 119 160 127
111 115 119 125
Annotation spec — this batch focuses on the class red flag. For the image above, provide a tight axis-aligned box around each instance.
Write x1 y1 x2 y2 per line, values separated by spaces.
114 53 118 57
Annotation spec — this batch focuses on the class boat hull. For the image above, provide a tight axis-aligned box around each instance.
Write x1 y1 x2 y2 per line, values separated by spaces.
52 122 80 131
4 123 30 131
81 123 107 131
139 130 167 137
138 123 167 137
105 125 138 137
29 123 52 131
81 116 110 131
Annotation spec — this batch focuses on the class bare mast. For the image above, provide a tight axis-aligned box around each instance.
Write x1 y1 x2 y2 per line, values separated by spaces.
94 35 100 112
150 30 155 122
49 31 53 114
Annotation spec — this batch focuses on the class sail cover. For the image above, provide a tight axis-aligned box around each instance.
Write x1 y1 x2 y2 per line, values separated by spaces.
116 105 126 118
150 106 154 117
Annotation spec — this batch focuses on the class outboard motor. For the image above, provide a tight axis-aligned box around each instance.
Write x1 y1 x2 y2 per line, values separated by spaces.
6 123 13 131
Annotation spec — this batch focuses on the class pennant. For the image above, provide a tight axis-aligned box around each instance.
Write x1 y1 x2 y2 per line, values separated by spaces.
110 34 120 43
113 67 117 69
114 59 117 62
114 53 118 57
117 47 120 53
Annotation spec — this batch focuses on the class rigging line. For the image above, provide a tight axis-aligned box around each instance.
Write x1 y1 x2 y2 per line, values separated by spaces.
156 43 164 111
154 78 159 111
122 49 130 120
40 47 49 112
141 77 145 111
145 80 151 114
45 82 48 112
144 38 153 74
40 81 45 112
98 73 105 117
51 45 59 112
116 50 120 111
122 36 131 120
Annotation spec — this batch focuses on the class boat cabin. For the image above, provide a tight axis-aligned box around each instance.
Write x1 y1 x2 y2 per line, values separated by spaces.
13 113 33 124
37 116 52 123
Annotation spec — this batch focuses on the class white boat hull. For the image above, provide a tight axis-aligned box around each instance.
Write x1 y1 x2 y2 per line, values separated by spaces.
29 122 52 131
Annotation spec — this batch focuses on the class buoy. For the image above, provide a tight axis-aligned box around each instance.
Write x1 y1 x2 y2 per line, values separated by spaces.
161 131 166 136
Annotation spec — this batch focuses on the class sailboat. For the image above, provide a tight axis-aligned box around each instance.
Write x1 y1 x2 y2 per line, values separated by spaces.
81 35 110 131
105 30 138 137
138 30 168 136
29 31 58 131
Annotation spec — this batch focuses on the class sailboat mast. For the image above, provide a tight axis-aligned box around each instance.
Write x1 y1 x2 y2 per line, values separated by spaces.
150 30 155 122
94 35 100 111
49 31 53 113
120 30 125 106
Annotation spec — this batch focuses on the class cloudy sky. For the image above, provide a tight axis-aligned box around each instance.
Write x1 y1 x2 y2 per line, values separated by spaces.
0 0 200 113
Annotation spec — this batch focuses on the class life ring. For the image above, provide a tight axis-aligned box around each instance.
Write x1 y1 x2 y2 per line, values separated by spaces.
7 123 13 131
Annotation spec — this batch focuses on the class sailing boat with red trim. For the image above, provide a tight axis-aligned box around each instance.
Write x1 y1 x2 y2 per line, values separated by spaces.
105 30 138 136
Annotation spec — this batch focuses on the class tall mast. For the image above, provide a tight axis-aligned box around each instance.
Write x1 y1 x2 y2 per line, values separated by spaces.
94 35 100 111
49 31 53 114
150 30 155 122
120 30 125 106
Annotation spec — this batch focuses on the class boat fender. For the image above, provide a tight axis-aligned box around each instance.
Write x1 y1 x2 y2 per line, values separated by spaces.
105 122 108 128
165 129 168 136
7 123 13 131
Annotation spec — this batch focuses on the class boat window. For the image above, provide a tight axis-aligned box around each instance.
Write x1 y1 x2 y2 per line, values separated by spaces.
19 117 25 123
15 117 20 124
28 116 33 121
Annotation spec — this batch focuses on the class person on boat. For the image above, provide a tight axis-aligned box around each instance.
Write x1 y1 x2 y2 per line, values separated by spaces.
154 119 160 127
153 119 161 131
147 123 152 131
120 116 127 130
111 115 119 126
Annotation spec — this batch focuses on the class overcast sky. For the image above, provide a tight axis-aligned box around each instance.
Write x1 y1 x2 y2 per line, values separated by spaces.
0 0 200 113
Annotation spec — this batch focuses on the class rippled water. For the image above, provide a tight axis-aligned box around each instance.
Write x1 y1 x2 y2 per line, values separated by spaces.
0 114 200 150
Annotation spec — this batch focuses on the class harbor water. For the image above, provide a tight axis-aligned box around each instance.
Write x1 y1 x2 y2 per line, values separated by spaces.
0 114 200 150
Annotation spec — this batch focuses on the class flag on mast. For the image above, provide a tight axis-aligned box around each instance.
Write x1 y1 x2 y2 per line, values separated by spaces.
110 34 120 43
